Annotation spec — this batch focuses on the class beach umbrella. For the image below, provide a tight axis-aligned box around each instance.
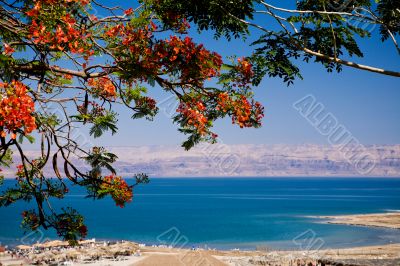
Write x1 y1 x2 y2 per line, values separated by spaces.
34 252 49 262
54 253 67 261
86 249 101 259
29 254 38 261
47 240 68 248
33 240 65 249
66 250 82 258
122 243 138 252
16 245 32 250
79 239 96 246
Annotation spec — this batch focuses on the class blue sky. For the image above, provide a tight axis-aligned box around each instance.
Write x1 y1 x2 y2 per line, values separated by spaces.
57 1 400 147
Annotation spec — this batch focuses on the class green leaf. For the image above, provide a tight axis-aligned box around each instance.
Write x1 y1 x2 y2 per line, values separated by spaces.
88 112 118 138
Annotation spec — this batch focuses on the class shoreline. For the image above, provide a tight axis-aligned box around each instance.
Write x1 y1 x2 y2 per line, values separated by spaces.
308 212 400 230
1 212 399 265
1 241 400 266
2 211 399 251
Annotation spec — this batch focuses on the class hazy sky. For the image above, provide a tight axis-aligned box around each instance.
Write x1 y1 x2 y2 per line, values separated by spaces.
64 1 400 147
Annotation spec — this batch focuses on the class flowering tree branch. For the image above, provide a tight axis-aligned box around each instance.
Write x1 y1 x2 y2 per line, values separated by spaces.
148 0 400 84
0 0 264 244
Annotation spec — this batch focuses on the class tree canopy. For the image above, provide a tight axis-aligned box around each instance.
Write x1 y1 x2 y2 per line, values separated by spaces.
149 0 400 83
0 0 263 243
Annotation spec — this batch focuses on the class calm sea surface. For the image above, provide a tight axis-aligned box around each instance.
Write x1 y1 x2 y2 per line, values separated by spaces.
1 177 399 250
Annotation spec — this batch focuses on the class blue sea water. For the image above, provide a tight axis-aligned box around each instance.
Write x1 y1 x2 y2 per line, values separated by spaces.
0 177 399 250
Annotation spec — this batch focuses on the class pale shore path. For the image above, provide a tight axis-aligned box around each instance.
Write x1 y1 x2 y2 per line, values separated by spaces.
0 254 28 266
2 243 400 266
311 212 400 229
217 244 400 266
132 250 228 266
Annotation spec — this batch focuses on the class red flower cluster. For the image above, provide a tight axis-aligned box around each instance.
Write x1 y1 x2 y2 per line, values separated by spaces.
105 22 222 85
124 8 134 16
55 217 88 239
2 43 15 56
77 101 107 118
16 164 25 180
234 58 254 88
27 0 89 10
148 1 190 33
87 77 117 100
176 100 208 134
21 210 41 230
22 211 39 227
26 1 92 56
0 81 36 139
162 12 190 33
101 175 133 208
26 0 89 17
78 224 88 238
252 101 264 125
154 36 223 84
217 93 264 128
135 96 157 110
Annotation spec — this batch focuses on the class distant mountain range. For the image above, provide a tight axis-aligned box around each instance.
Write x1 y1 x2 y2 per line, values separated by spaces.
4 144 400 177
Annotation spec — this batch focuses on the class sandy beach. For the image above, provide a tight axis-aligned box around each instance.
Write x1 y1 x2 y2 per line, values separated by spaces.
1 241 400 266
311 212 400 229
129 244 400 266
